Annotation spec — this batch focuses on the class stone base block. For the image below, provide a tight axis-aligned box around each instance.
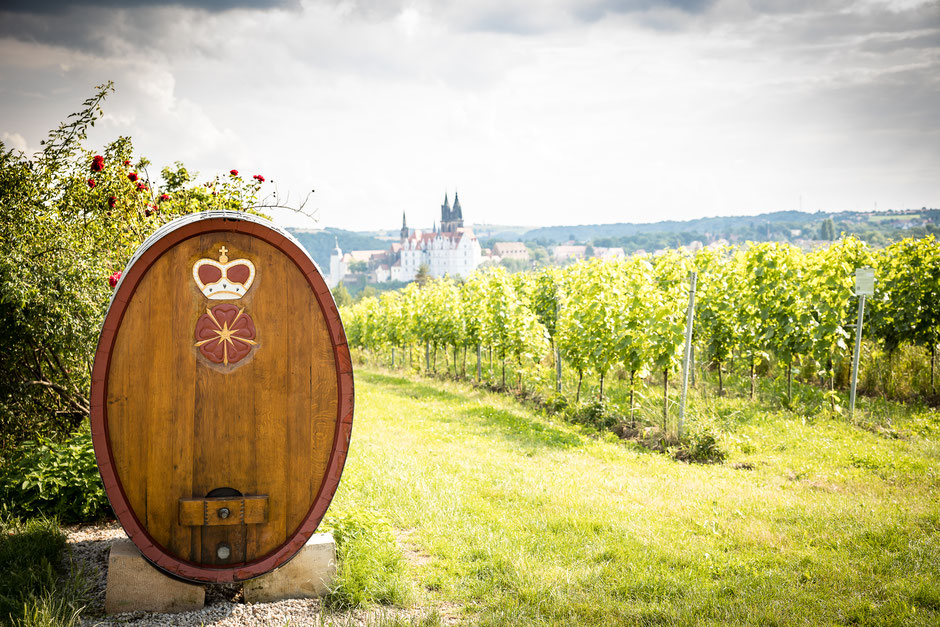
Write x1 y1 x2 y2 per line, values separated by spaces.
104 539 205 614
243 533 336 603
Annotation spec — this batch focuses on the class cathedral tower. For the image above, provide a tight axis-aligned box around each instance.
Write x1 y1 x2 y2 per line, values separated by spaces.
440 193 451 227
440 190 464 233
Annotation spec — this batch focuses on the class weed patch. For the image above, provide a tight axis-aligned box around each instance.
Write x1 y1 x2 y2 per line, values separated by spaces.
321 508 411 609
0 518 87 626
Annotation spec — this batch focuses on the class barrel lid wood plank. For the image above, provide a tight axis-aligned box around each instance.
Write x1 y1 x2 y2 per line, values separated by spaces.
90 211 353 583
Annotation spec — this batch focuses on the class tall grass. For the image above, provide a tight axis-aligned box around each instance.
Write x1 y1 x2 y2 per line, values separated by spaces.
321 508 412 609
329 367 940 625
0 518 87 627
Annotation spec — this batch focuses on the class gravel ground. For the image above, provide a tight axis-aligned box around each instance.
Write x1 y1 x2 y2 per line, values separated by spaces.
63 522 452 627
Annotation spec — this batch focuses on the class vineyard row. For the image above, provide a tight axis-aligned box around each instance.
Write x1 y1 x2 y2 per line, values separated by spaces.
340 236 940 415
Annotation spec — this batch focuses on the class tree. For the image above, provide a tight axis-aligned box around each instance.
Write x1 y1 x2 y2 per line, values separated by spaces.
332 282 353 308
415 263 431 286
378 290 411 368
743 242 813 404
614 256 655 423
819 218 836 241
0 83 299 451
357 285 379 302
561 259 622 399
694 247 740 396
870 236 940 393
531 267 564 392
461 273 490 380
480 268 545 389
803 237 873 394
649 250 693 432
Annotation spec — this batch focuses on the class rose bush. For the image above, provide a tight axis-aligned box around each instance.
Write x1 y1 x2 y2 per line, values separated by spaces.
0 82 298 452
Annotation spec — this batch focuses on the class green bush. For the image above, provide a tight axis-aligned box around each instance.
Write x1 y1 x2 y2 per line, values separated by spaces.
566 399 620 431
320 508 410 609
542 392 569 416
0 430 109 523
674 415 727 464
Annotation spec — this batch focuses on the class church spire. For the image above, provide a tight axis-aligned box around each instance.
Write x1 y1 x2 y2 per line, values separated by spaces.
440 188 464 233
453 190 462 220
400 211 409 240
441 192 451 225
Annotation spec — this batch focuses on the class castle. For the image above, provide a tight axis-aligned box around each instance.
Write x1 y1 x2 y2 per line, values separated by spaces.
328 192 483 287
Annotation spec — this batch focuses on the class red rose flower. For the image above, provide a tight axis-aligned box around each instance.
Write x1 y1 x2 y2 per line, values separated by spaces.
137 182 148 192
159 193 170 202
87 178 96 188
108 196 117 208
194 304 257 365
128 172 138 182
108 271 122 288
230 169 239 176
253 174 265 182
123 159 131 167
91 155 105 172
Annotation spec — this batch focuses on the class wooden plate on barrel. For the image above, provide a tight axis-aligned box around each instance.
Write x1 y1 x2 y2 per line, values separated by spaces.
90 211 353 583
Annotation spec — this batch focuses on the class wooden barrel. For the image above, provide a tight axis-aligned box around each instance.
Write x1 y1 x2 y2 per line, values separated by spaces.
90 211 353 583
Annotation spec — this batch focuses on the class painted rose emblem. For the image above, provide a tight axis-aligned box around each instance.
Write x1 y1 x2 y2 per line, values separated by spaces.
194 304 257 365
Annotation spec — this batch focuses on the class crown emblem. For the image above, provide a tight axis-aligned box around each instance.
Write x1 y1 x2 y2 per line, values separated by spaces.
193 246 256 300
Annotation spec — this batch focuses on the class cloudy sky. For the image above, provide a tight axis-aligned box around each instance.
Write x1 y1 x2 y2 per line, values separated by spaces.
1 0 938 232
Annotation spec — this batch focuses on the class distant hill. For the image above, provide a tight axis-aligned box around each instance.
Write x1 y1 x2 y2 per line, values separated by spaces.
506 208 938 252
288 228 389 270
470 224 535 241
305 208 939 264
521 211 831 243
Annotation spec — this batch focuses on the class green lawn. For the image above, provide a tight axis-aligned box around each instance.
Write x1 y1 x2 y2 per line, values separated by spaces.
332 369 940 626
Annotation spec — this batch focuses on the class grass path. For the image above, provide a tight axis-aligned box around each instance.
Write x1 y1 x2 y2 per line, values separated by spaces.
332 369 940 626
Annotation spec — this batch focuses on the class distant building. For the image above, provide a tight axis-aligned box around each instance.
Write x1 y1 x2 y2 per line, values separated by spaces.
345 249 387 264
592 246 625 259
493 242 530 261
480 247 499 265
552 245 587 262
398 193 481 281
371 264 391 283
328 238 345 288
440 191 465 233
327 242 390 288
328 191 483 286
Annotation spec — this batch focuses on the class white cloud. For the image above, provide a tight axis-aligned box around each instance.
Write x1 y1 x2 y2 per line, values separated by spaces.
1 131 29 154
396 5 421 38
0 0 936 231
